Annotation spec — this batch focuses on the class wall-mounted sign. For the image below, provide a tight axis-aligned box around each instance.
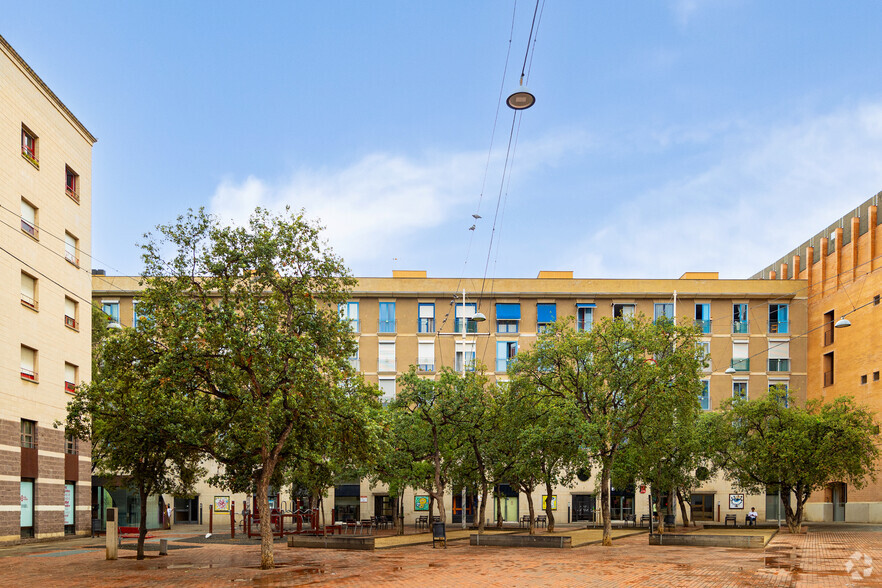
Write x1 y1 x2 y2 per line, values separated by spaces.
639 485 647 494
414 496 430 511
64 483 75 525
214 496 230 513
360 496 368 503
542 495 557 510
729 494 745 510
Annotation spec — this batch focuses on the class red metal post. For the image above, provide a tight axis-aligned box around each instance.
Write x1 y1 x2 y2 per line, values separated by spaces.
209 505 213 534
231 500 235 539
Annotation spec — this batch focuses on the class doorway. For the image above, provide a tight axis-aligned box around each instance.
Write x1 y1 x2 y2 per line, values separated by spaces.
452 488 477 524
831 483 847 522
374 495 396 519
494 484 519 523
572 494 596 522
690 493 714 521
609 486 635 520
174 497 199 524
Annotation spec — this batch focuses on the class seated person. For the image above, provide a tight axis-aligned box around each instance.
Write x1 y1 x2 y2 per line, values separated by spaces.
746 507 758 526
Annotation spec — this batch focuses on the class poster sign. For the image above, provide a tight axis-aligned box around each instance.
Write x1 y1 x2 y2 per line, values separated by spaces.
360 496 368 503
214 496 230 513
414 496 430 511
639 485 647 494
20 481 34 527
64 483 75 525
542 495 557 510
729 494 745 509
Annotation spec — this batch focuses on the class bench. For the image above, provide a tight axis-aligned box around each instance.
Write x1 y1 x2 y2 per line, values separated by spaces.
745 514 757 527
724 514 737 527
639 514 651 528
519 515 531 528
623 514 636 528
117 526 155 545
535 515 547 528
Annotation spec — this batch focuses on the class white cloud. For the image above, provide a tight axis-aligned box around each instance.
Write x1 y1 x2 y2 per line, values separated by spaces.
565 102 882 278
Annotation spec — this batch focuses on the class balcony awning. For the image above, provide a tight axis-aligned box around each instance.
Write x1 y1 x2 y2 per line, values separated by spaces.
496 303 521 320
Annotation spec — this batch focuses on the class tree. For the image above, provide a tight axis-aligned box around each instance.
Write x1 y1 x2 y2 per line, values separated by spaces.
509 316 704 545
138 207 376 569
64 326 203 560
705 389 879 533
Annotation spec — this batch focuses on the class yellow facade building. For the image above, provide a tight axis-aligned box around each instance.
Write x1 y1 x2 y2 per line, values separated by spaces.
1 35 96 543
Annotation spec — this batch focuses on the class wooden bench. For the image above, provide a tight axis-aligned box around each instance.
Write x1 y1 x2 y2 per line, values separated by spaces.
724 514 737 527
519 515 531 528
639 514 651 528
535 515 547 528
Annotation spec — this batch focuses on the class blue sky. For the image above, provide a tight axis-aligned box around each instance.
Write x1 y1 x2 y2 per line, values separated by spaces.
6 1 882 279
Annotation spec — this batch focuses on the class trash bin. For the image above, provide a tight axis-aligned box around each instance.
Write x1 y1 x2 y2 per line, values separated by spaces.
432 521 446 549
91 518 102 538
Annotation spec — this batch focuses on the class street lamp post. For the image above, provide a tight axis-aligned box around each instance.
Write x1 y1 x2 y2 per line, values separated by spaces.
459 289 485 529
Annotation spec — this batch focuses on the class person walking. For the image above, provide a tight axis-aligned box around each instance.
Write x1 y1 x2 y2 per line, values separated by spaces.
166 502 174 529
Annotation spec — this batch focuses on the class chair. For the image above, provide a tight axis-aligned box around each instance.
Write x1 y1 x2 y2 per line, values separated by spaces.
640 514 651 528
745 514 757 527
520 515 531 528
360 519 374 535
724 514 737 527
535 515 547 528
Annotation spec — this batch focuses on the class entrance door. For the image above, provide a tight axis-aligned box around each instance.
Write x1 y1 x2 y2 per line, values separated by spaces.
690 493 714 521
572 495 596 522
374 495 395 518
174 497 199 523
452 489 477 524
609 486 635 520
494 484 519 522
832 483 847 522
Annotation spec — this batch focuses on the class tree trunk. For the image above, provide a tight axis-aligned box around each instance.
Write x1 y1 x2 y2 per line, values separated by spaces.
256 474 274 569
600 466 612 546
676 487 691 527
137 487 148 560
429 494 435 524
433 483 447 524
495 489 503 528
478 481 488 534
525 489 536 535
544 479 556 532
781 485 801 534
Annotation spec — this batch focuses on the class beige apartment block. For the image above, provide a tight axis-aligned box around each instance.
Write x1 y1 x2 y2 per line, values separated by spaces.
94 270 805 527
0 34 95 544
756 193 882 523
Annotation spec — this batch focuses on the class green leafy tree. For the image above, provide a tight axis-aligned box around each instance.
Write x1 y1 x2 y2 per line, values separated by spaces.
138 207 374 569
705 389 879 533
510 316 704 545
64 327 204 560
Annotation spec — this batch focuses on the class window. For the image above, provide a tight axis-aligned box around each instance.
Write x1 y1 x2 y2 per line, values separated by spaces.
64 297 78 330
731 341 749 372
20 198 38 239
102 300 120 323
861 375 868 385
769 382 789 407
378 341 395 372
339 301 359 332
20 272 37 310
348 342 360 371
767 340 790 372
21 125 38 167
733 381 748 400
497 341 518 372
132 300 143 329
699 381 710 410
699 341 711 372
875 371 880 382
65 433 78 455
694 303 711 333
65 165 80 203
769 304 789 334
417 341 435 372
64 232 79 267
20 346 37 382
64 363 77 394
418 303 435 333
733 304 748 333
613 303 635 319
455 303 478 333
654 303 673 324
21 419 36 448
378 378 396 403
455 341 476 373
378 302 396 333
496 303 520 333
576 304 595 331
823 310 834 346
537 303 556 332
823 352 834 387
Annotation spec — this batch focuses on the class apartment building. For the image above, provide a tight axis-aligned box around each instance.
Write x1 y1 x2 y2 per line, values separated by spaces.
755 193 882 523
0 35 96 543
93 270 806 526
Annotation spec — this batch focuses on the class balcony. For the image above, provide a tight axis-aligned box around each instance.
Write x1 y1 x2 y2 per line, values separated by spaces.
64 315 78 330
20 368 37 382
730 358 750 372
418 318 435 333
417 363 435 372
454 320 478 334
695 319 712 334
823 330 834 346
496 358 514 372
768 321 789 334
21 146 39 168
732 320 749 334
768 358 790 372
378 319 396 334
64 251 79 267
20 294 37 310
64 381 76 393
20 219 38 239
65 187 80 204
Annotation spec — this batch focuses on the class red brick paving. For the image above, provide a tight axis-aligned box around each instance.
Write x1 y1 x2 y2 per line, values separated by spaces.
2 525 881 586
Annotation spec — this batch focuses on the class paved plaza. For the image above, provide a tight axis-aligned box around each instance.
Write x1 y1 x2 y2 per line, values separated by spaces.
2 523 881 586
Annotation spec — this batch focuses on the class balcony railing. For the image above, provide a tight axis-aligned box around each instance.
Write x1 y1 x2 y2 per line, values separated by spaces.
418 318 435 333
20 294 37 310
347 357 360 371
824 370 834 387
64 381 76 393
732 320 749 334
378 358 396 372
767 358 790 372
64 251 79 267
20 368 37 381
66 187 80 204
695 319 712 334
768 321 789 334
21 146 39 168
21 219 38 239
823 330 833 346
496 358 514 372
345 319 360 333
730 358 750 372
64 315 78 330
455 359 476 373
576 320 593 332
454 320 478 334
378 319 397 334
417 363 435 372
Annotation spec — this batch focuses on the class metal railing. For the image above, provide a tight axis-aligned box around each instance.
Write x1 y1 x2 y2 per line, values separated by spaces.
64 315 78 329
66 187 80 204
378 358 396 372
454 320 478 334
695 319 712 334
64 381 76 393
732 320 749 334
417 363 435 372
418 318 435 333
768 321 789 334
64 251 79 267
20 218 38 239
378 319 397 334
730 358 750 372
20 368 37 381
768 358 790 372
20 294 37 310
